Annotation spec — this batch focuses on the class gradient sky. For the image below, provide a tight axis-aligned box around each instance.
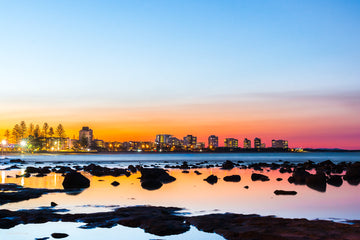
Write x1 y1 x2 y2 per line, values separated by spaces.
0 0 359 149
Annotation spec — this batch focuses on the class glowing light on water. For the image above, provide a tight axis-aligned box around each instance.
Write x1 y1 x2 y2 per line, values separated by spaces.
1 171 5 183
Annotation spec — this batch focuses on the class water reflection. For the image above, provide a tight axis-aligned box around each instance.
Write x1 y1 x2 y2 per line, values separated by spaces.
0 168 359 220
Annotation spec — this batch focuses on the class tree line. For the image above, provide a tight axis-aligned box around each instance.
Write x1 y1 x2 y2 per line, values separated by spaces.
3 121 66 144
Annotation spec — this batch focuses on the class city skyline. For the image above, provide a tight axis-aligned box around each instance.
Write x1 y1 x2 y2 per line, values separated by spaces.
0 1 359 149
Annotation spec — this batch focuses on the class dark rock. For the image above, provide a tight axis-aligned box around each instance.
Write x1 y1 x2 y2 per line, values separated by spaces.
276 178 283 181
128 165 137 173
182 170 189 173
10 159 25 164
204 175 218 184
141 180 163 190
35 237 49 240
221 160 235 170
62 172 90 189
0 219 17 229
290 168 310 185
343 162 360 185
194 170 202 175
180 161 189 169
274 190 297 195
111 181 120 187
223 175 241 182
251 173 269 181
51 233 69 238
327 175 343 187
244 186 249 189
51 202 58 207
306 173 327 192
140 168 176 185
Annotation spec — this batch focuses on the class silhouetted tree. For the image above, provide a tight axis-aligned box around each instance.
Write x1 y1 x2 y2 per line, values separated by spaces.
28 123 34 136
4 129 10 140
48 127 54 137
33 125 41 138
42 122 49 138
12 124 21 143
20 121 27 139
56 124 66 138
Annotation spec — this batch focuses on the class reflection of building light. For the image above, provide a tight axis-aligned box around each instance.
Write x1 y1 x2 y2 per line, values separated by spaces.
54 173 57 186
20 140 27 147
1 171 5 184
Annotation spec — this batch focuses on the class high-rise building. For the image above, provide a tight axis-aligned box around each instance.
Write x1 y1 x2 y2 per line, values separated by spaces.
224 138 238 148
208 135 219 148
168 137 181 146
183 135 197 148
254 137 262 149
272 139 288 149
243 138 251 149
155 134 172 145
79 126 93 146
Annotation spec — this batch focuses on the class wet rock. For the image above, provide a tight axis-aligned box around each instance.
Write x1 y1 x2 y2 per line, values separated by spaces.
128 165 137 173
327 175 343 187
343 162 360 185
62 172 90 189
251 173 269 182
244 186 249 189
221 160 235 170
35 237 49 240
51 202 58 207
289 168 310 185
51 233 69 238
274 190 297 195
111 181 120 187
180 161 189 169
140 168 176 190
0 219 17 229
306 173 327 192
182 170 189 173
83 164 130 177
194 170 202 175
204 175 218 184
10 159 25 164
223 175 241 182
276 178 283 181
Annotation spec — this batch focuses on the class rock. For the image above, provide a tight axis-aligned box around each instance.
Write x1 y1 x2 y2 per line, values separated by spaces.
180 161 189 169
128 165 137 173
204 175 218 184
251 173 269 182
111 181 120 187
306 173 327 192
0 219 17 229
221 160 235 170
62 172 90 189
51 233 69 238
10 159 25 164
276 178 283 181
244 186 249 189
274 190 297 195
35 237 49 240
51 202 58 207
141 180 163 190
140 168 176 184
223 175 241 182
182 170 189 173
327 175 343 187
343 163 360 185
194 170 202 175
289 168 310 185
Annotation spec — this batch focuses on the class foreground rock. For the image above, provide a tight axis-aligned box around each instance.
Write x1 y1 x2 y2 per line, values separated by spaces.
305 173 327 192
251 173 270 182
51 233 69 238
1 206 358 239
62 172 90 189
140 168 176 190
0 184 65 205
223 175 241 182
204 175 218 184
344 162 360 185
188 213 360 240
274 190 297 195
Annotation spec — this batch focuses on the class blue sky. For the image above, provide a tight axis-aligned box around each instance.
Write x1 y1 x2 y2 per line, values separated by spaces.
0 1 359 147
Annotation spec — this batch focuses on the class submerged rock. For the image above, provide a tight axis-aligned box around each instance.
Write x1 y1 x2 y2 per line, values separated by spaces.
194 170 202 175
62 172 90 189
111 181 120 187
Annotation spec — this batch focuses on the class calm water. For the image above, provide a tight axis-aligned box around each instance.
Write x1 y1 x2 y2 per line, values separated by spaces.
0 152 359 239
2 152 360 167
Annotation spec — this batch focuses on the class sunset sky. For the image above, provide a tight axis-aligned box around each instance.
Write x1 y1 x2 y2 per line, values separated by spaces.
0 1 359 149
